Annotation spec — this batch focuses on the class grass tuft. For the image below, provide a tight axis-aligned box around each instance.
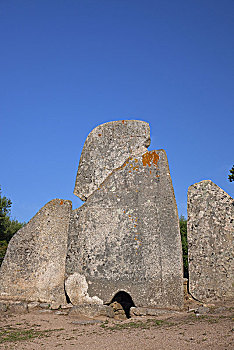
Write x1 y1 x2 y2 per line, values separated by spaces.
0 327 64 344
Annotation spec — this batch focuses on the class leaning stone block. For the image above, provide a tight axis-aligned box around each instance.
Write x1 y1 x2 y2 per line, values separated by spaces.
187 180 234 301
74 120 150 200
0 199 72 304
66 150 184 309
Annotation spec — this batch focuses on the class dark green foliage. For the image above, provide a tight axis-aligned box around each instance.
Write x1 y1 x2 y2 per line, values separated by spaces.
179 215 188 278
0 187 24 265
0 240 8 264
228 165 234 182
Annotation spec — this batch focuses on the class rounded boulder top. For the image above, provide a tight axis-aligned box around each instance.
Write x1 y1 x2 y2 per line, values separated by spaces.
74 120 151 201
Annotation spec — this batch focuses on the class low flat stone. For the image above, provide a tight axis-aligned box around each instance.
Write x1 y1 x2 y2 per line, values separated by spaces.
71 320 103 325
195 306 210 315
69 304 114 318
0 199 72 305
55 311 68 315
50 301 62 310
39 303 50 309
130 307 147 316
61 303 73 309
146 308 170 316
28 302 40 311
73 120 150 200
39 309 53 313
8 302 28 314
0 302 8 312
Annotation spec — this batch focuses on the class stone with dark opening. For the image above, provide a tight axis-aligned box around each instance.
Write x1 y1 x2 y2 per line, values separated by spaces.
110 291 135 318
66 149 184 309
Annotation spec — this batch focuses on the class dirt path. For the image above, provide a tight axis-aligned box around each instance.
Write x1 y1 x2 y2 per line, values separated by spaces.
0 302 233 350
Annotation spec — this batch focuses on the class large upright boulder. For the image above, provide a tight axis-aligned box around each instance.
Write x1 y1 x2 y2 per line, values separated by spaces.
66 149 184 309
187 180 234 301
0 199 72 305
73 120 150 200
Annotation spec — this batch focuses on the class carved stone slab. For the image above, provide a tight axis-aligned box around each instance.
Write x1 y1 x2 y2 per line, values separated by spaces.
73 120 150 201
66 150 184 309
0 199 72 305
188 180 234 301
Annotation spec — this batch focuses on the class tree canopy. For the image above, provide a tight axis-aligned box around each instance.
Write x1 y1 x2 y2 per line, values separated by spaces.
228 165 234 182
0 187 24 264
179 215 188 278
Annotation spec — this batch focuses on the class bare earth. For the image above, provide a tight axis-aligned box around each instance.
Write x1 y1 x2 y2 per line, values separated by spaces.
0 300 233 350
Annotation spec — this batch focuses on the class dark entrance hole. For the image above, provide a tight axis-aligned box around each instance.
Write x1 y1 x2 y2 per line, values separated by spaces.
109 291 135 318
64 283 72 304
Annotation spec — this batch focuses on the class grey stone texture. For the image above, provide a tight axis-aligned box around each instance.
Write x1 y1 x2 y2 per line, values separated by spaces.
73 120 151 201
66 149 184 309
69 304 115 318
0 199 72 304
187 180 234 302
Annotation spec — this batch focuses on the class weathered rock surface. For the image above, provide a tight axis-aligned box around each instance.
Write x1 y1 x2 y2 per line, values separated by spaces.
73 120 150 201
66 150 184 309
187 180 234 302
110 301 127 320
65 272 103 305
0 199 72 304
8 302 28 314
0 302 8 313
69 304 115 318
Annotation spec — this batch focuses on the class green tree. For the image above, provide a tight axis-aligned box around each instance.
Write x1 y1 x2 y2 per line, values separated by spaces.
179 215 188 278
228 165 234 182
0 187 24 265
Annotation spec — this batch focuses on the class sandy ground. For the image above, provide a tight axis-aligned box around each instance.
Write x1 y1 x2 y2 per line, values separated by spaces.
0 301 233 350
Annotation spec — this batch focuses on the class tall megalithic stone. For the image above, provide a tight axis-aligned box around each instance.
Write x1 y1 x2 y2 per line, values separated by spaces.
187 180 234 302
0 199 72 306
66 147 184 309
73 120 151 201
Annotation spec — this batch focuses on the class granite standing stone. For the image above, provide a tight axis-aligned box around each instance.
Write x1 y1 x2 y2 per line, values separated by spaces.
187 180 234 301
66 150 184 309
0 199 72 305
73 120 150 201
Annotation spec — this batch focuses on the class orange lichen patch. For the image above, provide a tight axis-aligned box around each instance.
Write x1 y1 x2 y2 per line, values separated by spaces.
129 171 132 174
134 225 137 228
60 200 64 205
98 133 102 137
122 120 125 124
150 170 151 174
130 164 133 168
134 159 138 163
142 151 159 167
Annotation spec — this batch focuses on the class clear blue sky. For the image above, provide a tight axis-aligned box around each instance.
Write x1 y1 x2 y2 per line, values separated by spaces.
1 0 233 223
